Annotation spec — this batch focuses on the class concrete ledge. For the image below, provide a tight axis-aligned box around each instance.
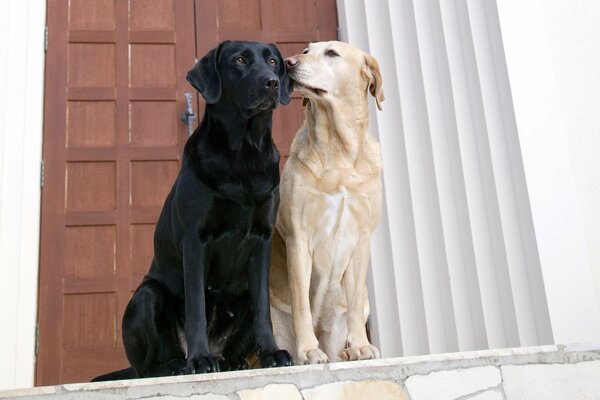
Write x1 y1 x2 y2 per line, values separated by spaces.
2 343 600 399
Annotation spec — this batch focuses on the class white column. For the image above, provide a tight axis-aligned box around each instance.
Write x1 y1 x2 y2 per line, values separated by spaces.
0 0 46 390
338 0 414 358
411 0 488 351
337 0 599 358
466 0 553 346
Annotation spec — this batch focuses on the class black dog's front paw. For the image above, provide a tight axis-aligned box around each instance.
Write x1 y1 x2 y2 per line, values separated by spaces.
185 355 220 374
260 349 293 368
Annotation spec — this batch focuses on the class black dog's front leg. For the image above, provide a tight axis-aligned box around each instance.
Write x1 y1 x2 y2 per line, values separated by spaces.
247 240 293 368
182 236 220 374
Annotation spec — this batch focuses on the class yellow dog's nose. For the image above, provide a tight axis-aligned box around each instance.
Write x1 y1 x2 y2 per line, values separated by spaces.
285 56 299 70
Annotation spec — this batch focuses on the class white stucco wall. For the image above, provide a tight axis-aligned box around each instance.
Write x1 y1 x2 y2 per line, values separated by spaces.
496 0 600 342
539 0 600 307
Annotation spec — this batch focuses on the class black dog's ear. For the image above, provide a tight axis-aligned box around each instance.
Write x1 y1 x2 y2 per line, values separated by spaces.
279 67 292 105
270 44 292 105
186 41 229 104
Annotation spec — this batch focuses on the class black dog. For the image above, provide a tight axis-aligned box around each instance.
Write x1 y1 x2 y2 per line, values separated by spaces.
94 41 293 380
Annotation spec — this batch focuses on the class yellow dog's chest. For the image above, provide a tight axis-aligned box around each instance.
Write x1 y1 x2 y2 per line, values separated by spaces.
302 186 371 252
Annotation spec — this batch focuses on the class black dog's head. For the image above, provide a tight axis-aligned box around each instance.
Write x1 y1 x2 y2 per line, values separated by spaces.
187 41 292 117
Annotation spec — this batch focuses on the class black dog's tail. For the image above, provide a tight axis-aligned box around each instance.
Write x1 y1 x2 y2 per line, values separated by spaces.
91 367 137 382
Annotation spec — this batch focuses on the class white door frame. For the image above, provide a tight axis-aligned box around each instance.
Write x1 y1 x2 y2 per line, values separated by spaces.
0 0 46 390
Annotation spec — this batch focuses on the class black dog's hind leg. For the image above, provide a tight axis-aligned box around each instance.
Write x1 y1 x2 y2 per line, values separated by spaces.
91 367 136 382
122 279 186 378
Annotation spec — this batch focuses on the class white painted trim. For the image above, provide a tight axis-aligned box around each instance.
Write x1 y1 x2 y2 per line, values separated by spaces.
0 0 46 390
495 0 600 342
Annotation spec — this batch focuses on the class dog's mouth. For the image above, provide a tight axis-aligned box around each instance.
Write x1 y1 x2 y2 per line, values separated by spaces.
246 98 277 113
248 101 275 110
291 79 327 96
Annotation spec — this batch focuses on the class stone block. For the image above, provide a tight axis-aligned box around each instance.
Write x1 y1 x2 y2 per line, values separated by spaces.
301 380 408 400
143 396 229 400
237 384 302 400
467 390 504 400
502 360 600 400
405 366 501 400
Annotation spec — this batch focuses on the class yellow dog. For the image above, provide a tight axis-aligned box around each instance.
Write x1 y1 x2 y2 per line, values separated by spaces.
270 41 384 364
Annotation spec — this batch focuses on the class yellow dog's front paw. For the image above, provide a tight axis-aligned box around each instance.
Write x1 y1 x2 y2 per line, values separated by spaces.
340 344 380 361
297 347 329 365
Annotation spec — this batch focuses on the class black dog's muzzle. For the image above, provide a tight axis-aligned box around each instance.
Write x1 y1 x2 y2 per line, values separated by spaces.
244 75 281 114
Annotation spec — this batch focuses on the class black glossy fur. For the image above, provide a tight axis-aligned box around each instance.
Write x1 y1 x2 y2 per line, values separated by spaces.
93 41 293 380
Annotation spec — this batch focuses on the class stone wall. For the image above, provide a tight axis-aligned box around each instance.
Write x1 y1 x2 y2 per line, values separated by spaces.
2 344 599 399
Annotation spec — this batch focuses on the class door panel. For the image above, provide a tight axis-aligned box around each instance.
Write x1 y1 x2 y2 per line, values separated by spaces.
38 0 195 385
38 0 337 385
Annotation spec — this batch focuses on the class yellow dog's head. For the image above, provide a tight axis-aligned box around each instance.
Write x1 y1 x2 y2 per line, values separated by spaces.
285 41 384 111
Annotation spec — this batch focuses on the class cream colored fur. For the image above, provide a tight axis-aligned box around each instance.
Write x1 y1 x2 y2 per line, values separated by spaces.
269 41 384 364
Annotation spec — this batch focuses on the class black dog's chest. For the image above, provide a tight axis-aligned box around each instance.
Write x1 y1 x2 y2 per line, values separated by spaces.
199 197 274 243
201 197 275 291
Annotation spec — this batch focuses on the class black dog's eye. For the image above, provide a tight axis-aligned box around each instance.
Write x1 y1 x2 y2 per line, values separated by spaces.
325 49 339 57
302 49 309 54
268 58 277 65
234 56 246 65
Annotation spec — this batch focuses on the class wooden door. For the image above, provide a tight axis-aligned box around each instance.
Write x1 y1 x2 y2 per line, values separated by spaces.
38 0 338 385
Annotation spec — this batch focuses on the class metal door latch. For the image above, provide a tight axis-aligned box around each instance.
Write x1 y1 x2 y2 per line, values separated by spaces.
180 92 196 136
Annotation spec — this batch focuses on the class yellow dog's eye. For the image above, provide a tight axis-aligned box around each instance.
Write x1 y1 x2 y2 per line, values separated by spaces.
269 58 277 65
325 49 339 57
235 56 246 64
302 49 309 54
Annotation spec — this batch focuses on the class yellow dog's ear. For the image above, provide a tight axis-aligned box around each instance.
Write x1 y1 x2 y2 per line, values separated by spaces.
364 54 384 111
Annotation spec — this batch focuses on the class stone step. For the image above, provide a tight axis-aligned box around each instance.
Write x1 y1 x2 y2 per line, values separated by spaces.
2 343 599 399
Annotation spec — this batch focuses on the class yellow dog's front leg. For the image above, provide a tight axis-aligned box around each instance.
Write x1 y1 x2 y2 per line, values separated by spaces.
287 236 329 364
340 234 380 361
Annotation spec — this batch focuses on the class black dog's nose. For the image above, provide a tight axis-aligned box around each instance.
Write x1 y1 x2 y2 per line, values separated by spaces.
285 57 298 70
265 78 279 91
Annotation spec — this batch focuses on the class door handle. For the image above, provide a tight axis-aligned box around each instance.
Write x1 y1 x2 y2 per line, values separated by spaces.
180 92 196 136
